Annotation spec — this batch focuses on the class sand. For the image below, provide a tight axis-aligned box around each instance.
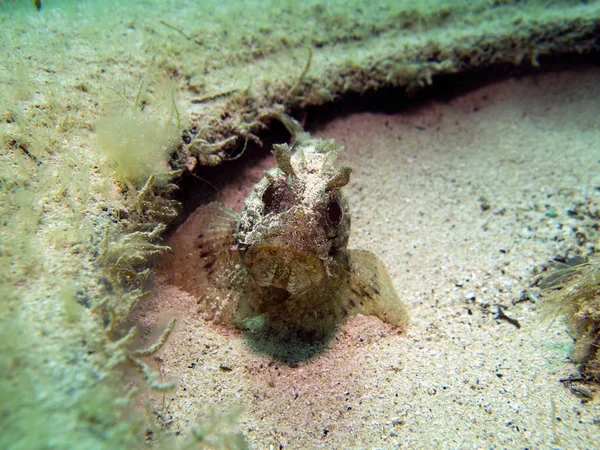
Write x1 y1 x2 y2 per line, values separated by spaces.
132 68 600 448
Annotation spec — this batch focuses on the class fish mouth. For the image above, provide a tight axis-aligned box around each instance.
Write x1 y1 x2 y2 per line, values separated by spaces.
242 239 325 295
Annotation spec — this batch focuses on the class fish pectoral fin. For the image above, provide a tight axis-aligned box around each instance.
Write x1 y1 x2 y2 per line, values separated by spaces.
342 249 409 331
193 203 248 322
159 202 244 323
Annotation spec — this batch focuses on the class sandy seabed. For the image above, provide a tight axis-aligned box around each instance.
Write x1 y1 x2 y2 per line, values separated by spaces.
133 68 600 449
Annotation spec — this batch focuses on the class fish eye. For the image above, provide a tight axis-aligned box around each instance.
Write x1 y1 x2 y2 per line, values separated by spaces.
327 198 343 227
262 185 275 209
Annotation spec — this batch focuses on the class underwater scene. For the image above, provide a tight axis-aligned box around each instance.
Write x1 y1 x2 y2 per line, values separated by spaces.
1 0 599 448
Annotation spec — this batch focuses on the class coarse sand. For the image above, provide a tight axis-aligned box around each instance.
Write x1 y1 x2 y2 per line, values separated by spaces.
132 68 600 449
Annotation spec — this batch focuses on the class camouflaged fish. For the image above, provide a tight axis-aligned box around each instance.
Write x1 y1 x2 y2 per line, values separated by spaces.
193 116 409 338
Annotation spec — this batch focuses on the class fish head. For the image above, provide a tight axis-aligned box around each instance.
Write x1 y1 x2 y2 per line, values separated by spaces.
235 137 352 295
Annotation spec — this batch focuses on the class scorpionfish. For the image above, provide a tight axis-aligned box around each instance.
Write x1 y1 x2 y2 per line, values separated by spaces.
190 119 409 338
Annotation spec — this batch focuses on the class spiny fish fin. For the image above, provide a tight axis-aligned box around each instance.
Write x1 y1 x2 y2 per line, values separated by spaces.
160 202 244 324
193 203 247 323
341 249 409 331
196 204 237 271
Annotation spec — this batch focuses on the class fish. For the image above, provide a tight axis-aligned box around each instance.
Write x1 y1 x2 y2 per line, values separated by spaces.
190 114 409 339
